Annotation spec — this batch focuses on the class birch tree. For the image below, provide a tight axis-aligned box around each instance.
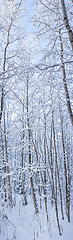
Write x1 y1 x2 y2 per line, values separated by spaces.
33 0 73 125
61 0 73 50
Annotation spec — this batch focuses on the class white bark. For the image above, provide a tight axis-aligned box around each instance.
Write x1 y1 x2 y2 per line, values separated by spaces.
61 0 73 50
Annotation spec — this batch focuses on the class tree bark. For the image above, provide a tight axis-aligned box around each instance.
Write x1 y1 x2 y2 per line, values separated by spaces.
59 29 73 126
0 22 12 125
26 75 39 214
61 0 73 50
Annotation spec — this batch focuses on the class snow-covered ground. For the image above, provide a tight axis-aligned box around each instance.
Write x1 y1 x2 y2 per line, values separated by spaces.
0 194 73 240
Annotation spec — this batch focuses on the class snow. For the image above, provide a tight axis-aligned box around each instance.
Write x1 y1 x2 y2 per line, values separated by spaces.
0 194 73 240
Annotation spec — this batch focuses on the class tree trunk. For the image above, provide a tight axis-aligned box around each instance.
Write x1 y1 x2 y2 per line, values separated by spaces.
59 29 73 126
26 75 39 214
61 0 73 49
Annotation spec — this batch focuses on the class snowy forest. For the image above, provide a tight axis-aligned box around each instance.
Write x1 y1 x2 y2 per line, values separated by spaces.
0 0 73 240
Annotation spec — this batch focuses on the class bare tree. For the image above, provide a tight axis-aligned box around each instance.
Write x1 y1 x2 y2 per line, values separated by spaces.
59 29 73 125
61 0 73 50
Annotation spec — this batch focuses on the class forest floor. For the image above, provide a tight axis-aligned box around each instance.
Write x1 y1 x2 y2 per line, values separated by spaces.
0 193 73 240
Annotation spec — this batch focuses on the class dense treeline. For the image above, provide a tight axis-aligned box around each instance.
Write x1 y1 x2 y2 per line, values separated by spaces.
0 0 73 237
